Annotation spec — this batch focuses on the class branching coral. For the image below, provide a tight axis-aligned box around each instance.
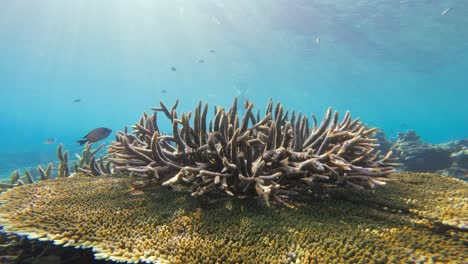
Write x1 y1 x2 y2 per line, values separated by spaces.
57 144 70 178
1 144 110 192
2 163 53 190
74 143 113 176
108 98 398 204
57 143 111 177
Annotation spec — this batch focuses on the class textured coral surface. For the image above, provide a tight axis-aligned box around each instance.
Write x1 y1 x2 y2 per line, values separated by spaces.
0 172 466 263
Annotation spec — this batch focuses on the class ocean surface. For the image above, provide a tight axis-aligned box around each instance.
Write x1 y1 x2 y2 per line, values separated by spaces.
1 0 467 179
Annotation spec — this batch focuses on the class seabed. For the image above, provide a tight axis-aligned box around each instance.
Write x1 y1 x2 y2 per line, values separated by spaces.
0 172 466 264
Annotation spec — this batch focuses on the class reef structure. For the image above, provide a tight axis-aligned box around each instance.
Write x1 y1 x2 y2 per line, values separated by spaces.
0 143 111 193
0 172 466 263
108 98 398 204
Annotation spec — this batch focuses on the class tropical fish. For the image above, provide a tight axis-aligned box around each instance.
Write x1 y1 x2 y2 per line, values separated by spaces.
77 128 112 145
44 138 57 144
211 17 221 25
441 8 452 16
235 84 249 117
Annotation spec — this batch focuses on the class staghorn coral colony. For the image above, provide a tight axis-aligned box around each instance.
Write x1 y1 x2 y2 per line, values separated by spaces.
0 98 466 263
108 98 397 204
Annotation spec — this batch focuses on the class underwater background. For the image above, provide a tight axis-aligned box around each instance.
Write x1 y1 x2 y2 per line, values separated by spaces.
0 0 467 179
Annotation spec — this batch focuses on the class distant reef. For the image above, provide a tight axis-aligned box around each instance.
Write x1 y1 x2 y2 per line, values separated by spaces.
374 130 468 181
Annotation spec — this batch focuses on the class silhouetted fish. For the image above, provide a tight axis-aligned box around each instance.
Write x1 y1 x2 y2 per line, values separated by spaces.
198 59 205 63
44 138 57 144
161 89 167 94
171 66 177 71
73 98 82 103
210 50 215 53
77 128 112 145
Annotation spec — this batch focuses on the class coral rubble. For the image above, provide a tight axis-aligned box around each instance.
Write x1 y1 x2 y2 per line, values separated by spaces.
0 172 466 263
108 98 397 204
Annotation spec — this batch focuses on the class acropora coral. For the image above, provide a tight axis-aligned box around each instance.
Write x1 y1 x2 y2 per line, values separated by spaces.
1 143 110 193
109 98 398 205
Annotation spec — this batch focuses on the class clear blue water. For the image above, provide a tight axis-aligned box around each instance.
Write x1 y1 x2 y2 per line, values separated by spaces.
1 1 467 178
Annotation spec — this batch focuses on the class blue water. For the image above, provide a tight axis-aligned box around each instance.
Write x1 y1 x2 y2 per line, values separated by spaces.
1 1 467 178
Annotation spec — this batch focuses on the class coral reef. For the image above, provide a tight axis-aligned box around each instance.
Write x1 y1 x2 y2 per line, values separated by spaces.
1 143 110 192
74 143 113 177
0 172 466 263
0 143 113 263
448 140 468 168
108 98 397 204
372 128 393 155
393 131 468 180
0 163 54 191
0 229 108 264
57 144 71 178
392 130 452 172
436 140 468 180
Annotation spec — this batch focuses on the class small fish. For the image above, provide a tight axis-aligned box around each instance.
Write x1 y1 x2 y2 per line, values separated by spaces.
198 59 205 63
211 17 221 25
77 128 112 146
44 138 57 144
441 8 452 16
316 37 320 45
210 50 215 53
161 89 167 94
171 66 177 71
73 98 81 103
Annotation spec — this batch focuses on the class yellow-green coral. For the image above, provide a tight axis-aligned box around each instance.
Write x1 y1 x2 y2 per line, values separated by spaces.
0 172 466 263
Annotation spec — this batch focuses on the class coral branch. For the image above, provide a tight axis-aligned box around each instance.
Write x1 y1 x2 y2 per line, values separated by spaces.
109 98 397 204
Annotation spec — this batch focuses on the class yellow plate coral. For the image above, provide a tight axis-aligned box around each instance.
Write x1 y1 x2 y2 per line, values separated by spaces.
0 172 466 263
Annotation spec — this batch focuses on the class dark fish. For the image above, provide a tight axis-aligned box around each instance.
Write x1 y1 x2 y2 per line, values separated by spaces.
171 66 177 71
198 59 205 63
44 138 57 144
77 128 112 146
161 89 167 94
210 50 215 53
73 98 82 103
